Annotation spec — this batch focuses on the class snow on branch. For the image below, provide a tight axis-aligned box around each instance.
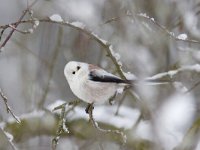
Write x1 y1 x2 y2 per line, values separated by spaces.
1 100 150 149
0 127 18 150
146 64 200 82
0 14 133 80
102 12 200 44
137 13 200 44
47 100 140 130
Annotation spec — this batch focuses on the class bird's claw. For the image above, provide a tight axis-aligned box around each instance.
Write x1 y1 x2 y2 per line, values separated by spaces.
85 103 94 114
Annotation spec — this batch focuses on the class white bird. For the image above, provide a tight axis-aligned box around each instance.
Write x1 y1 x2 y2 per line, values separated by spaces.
64 61 130 105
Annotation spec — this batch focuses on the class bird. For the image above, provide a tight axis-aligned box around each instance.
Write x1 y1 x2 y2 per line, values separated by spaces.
64 61 131 112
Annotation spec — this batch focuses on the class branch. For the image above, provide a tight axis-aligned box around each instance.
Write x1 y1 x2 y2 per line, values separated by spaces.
0 14 169 121
87 103 127 144
37 26 62 108
102 12 200 44
2 101 157 149
51 100 80 150
136 13 200 44
175 117 200 150
0 88 20 123
0 0 38 51
0 128 18 150
146 64 200 82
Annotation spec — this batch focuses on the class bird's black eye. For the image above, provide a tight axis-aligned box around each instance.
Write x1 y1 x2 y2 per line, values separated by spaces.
72 71 75 74
77 66 81 70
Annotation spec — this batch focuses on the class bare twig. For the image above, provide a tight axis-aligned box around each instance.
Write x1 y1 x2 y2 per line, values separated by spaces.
7 25 32 34
0 17 199 77
0 88 20 123
0 0 38 50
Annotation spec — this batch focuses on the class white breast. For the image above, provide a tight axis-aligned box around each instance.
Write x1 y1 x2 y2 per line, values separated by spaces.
69 75 117 103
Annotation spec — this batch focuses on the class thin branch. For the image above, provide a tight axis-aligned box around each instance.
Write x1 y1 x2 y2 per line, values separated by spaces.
52 103 69 150
4 18 127 78
3 106 155 149
0 88 20 123
87 103 127 144
37 26 62 108
136 13 200 44
146 64 200 82
101 13 200 44
52 100 80 150
0 0 38 50
8 25 32 34
115 92 127 115
174 117 200 150
185 80 200 93
0 128 18 150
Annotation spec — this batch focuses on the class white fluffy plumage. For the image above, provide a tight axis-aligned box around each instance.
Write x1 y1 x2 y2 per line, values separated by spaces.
64 61 130 104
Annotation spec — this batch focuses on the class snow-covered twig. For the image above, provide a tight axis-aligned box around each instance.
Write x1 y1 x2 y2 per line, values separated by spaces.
146 64 200 82
47 100 141 130
138 13 200 44
0 128 18 150
1 100 143 148
102 12 200 44
0 88 20 123
0 15 128 79
51 100 80 150
0 14 150 120
52 103 69 150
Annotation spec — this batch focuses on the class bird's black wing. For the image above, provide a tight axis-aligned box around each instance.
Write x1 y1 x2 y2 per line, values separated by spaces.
89 70 129 84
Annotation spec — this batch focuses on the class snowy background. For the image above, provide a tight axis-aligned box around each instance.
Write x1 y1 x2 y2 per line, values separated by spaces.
0 0 200 150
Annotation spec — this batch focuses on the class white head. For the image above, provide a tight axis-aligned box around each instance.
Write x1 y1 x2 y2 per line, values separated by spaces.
64 61 89 83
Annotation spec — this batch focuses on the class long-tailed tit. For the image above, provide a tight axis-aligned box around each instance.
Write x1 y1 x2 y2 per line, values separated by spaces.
64 61 131 104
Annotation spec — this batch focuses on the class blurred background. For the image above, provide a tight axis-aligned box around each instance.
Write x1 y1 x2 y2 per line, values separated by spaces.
0 0 200 149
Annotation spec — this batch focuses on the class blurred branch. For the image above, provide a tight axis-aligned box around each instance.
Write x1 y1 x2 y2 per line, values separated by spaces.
146 64 200 82
52 103 69 150
0 17 126 78
0 128 18 150
136 13 200 44
0 14 183 125
51 100 80 150
101 13 200 44
0 88 20 123
0 0 38 51
115 92 127 115
185 80 200 93
37 27 62 108
2 107 156 150
175 118 200 150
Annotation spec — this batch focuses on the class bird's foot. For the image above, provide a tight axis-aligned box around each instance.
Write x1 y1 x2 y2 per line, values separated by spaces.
85 103 94 114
